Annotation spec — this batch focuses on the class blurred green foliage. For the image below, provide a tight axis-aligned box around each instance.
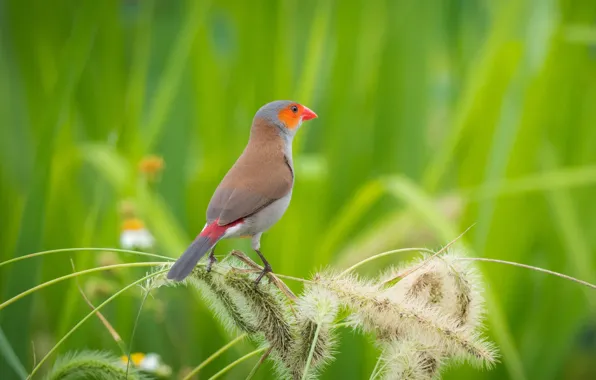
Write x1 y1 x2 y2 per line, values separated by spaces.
1 0 596 379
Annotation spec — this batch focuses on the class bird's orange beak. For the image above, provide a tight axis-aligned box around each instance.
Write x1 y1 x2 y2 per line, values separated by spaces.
301 106 318 121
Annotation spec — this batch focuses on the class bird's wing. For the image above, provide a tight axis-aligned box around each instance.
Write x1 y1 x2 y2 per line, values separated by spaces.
206 145 293 226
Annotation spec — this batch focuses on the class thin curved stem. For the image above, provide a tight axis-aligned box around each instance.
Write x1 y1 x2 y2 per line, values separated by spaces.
339 248 435 277
0 262 166 311
182 334 248 380
274 273 313 284
70 260 126 356
208 347 268 380
380 226 475 287
0 247 174 268
27 269 169 379
301 322 322 380
244 346 272 380
126 290 151 378
456 257 596 290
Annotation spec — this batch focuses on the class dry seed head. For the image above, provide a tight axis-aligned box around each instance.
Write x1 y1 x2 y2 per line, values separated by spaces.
315 266 497 369
380 339 442 380
365 293 496 368
379 249 485 329
296 285 340 325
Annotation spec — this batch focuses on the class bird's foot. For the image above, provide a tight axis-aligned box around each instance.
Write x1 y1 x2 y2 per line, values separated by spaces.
206 253 218 273
254 263 272 285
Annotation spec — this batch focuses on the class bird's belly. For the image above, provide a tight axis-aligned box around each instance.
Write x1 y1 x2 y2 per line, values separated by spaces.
244 191 292 235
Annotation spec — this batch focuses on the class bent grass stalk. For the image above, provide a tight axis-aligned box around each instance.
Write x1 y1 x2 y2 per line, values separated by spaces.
456 257 596 290
339 248 435 277
208 347 268 380
27 269 170 379
0 262 166 311
274 273 313 284
0 247 173 268
182 333 248 380
126 290 151 377
380 226 475 287
72 268 126 354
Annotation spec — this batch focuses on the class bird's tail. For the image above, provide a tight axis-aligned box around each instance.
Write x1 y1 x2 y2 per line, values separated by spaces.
167 219 235 281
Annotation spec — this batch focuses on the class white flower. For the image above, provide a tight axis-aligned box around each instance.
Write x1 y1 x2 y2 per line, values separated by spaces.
138 353 160 371
120 352 172 377
120 218 155 250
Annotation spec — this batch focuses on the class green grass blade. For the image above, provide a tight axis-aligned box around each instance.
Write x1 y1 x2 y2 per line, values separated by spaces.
0 326 27 379
143 0 210 152
467 165 596 200
207 347 268 380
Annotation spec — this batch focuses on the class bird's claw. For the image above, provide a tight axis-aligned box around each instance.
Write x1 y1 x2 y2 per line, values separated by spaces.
254 264 272 285
206 254 218 273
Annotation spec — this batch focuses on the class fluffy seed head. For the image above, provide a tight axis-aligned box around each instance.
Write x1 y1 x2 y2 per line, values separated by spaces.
380 339 442 380
314 252 498 372
379 249 485 329
281 285 340 379
223 267 294 357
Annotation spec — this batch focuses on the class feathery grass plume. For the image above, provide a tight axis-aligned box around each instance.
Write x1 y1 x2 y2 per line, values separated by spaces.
156 256 295 372
186 263 257 334
141 263 174 292
313 267 497 371
378 339 442 380
222 265 294 359
379 249 484 329
145 260 258 334
45 350 147 380
150 249 496 379
283 285 339 379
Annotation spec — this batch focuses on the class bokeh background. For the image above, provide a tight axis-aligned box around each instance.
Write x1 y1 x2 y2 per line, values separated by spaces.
1 0 596 379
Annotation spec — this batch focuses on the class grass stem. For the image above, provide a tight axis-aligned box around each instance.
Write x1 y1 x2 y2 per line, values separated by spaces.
207 347 268 380
0 262 165 311
301 322 322 380
457 257 596 290
182 334 248 380
0 248 173 268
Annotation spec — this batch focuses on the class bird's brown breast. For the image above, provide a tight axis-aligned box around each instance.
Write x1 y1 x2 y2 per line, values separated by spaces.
206 118 294 225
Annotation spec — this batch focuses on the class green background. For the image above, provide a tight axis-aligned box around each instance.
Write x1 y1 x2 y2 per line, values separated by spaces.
1 0 596 378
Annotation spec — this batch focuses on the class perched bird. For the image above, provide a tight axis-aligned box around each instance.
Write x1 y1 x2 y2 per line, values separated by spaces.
167 100 317 283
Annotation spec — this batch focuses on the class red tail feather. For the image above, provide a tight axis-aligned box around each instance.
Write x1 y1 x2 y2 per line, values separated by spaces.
199 218 244 243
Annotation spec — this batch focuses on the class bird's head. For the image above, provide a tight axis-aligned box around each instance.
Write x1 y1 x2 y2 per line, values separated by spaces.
253 100 317 137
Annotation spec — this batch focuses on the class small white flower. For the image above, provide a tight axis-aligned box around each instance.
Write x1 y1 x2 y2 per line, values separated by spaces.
121 352 172 377
138 353 160 371
120 218 155 250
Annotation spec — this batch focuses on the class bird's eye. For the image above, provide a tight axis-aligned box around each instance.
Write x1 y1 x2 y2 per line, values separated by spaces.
290 105 298 113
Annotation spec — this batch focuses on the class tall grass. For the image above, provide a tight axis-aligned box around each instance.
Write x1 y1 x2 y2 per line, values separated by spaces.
1 0 596 379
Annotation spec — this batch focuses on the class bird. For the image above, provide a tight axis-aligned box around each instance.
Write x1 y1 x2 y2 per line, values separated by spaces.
167 100 317 283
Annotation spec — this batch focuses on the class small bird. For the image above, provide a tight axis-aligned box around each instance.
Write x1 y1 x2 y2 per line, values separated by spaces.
167 100 317 283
